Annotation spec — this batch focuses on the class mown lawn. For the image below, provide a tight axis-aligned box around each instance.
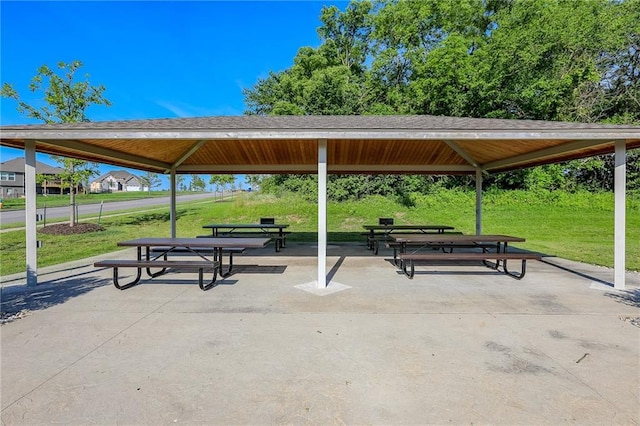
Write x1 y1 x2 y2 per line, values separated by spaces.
0 190 638 276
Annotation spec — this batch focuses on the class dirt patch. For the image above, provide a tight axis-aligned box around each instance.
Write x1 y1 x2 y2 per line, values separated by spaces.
39 223 105 235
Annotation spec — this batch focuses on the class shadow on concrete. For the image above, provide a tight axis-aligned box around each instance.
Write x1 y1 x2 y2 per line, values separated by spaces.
1 276 109 315
540 258 614 287
605 288 640 308
229 265 287 274
327 256 346 283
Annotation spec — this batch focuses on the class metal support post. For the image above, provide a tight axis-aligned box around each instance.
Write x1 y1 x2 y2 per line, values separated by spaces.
614 140 626 290
25 140 38 286
318 139 327 288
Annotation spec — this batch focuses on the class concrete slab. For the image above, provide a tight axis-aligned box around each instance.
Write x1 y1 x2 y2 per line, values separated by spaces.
2 242 639 424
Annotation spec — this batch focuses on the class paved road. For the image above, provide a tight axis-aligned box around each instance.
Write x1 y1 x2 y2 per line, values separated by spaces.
0 193 213 225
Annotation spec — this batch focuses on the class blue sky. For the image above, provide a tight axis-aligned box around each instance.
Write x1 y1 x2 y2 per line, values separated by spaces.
1 0 347 189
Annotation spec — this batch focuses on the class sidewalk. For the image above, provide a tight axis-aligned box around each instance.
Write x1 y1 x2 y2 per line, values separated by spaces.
2 243 639 424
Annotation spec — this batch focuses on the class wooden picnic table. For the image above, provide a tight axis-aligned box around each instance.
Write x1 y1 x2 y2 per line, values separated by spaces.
388 234 538 280
202 223 290 252
390 233 525 251
362 224 455 254
94 237 271 290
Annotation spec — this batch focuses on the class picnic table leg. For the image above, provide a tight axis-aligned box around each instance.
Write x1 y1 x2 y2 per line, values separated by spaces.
392 244 401 267
112 266 142 290
111 246 142 290
222 247 235 277
394 241 406 269
401 257 415 279
144 246 168 278
481 243 501 270
198 265 218 290
502 258 528 280
213 247 233 278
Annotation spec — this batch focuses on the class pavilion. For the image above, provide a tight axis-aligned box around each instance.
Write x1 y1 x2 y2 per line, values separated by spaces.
1 115 639 289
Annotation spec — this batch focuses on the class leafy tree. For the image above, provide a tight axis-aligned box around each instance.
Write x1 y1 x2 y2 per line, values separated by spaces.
245 174 266 191
243 2 372 116
36 173 54 196
139 171 161 193
54 158 100 223
1 60 111 226
209 174 227 200
190 175 206 192
244 0 639 194
176 175 186 192
1 60 111 123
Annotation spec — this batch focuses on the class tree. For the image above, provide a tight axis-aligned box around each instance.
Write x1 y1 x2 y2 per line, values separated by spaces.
209 175 224 200
1 60 111 226
190 175 206 192
245 174 266 192
139 171 161 193
54 157 100 224
176 175 186 192
244 0 639 194
223 175 236 199
36 173 53 196
1 60 111 123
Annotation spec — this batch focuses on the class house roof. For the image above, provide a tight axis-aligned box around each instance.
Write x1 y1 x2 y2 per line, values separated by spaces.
1 115 639 175
94 170 137 181
0 157 65 175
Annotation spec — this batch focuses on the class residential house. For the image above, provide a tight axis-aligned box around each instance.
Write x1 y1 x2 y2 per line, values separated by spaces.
0 157 67 198
90 170 148 193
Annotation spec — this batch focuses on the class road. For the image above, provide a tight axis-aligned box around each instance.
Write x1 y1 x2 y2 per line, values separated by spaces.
0 193 214 225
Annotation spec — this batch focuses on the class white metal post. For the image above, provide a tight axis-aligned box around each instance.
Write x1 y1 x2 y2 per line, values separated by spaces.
25 140 38 286
318 139 327 288
614 140 626 290
170 169 177 238
475 168 483 235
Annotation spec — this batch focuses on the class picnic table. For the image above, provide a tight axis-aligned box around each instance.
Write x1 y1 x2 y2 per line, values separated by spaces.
94 237 271 290
388 234 540 280
202 223 290 252
362 224 455 254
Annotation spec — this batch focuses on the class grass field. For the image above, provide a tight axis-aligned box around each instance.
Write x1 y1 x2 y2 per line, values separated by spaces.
0 190 638 276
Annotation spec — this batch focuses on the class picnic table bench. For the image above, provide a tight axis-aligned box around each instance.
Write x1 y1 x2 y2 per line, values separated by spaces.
94 237 271 291
390 234 541 280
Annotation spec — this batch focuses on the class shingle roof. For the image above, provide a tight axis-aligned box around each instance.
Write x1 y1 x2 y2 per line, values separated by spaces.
94 170 138 182
0 157 65 174
1 115 639 175
2 114 637 132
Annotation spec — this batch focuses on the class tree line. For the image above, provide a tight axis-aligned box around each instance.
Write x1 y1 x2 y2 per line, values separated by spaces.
243 0 640 199
3 1 639 220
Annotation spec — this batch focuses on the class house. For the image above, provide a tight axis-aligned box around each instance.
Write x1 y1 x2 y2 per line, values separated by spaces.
90 170 148 193
0 157 67 198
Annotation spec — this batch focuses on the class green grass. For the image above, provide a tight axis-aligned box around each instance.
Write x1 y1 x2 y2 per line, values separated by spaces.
1 190 638 276
0 191 201 210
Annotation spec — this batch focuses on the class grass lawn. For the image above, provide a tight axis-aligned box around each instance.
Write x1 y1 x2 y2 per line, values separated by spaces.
0 190 638 276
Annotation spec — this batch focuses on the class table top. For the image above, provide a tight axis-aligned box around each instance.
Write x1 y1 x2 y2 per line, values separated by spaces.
117 237 272 248
389 234 525 243
203 223 290 229
363 224 455 231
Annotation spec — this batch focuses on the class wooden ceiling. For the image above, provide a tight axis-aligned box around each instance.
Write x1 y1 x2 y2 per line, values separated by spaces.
1 115 639 175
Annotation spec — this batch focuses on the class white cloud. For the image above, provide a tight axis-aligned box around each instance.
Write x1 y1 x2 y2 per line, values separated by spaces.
155 100 242 117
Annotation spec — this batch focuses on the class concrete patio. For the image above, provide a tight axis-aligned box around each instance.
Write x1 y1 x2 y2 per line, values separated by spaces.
1 242 639 425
